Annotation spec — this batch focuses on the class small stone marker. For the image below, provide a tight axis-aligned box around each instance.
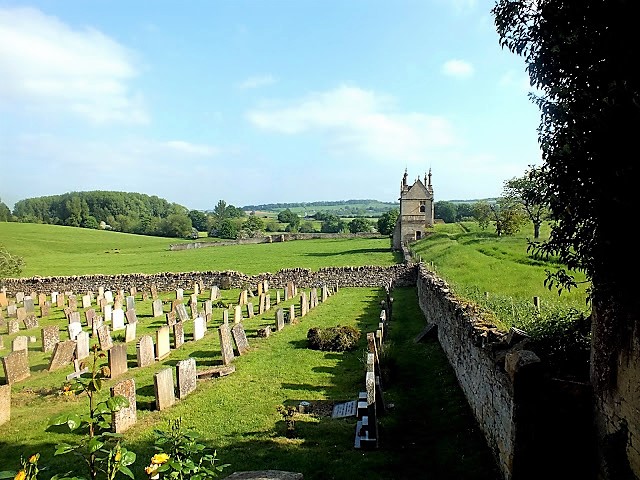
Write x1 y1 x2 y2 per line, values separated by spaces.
91 316 104 338
124 322 136 343
85 308 96 327
193 317 206 341
136 335 155 367
150 283 158 299
0 384 10 425
42 325 60 352
108 343 128 378
111 378 137 433
40 301 51 318
176 288 184 301
24 296 35 313
12 335 28 352
222 309 229 324
289 305 296 324
7 304 17 318
156 326 171 360
97 325 114 351
332 400 357 418
218 324 235 365
257 326 271 338
173 322 185 349
176 357 197 399
275 309 285 331
47 340 76 371
76 331 90 360
152 299 163 317
112 308 125 331
210 286 220 300
197 365 236 379
2 349 30 384
231 323 250 355
16 307 26 324
104 304 112 322
0 292 7 308
300 292 308 317
56 293 65 308
154 368 176 411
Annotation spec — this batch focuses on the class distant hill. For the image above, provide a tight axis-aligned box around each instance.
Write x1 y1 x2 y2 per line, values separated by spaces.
243 199 398 217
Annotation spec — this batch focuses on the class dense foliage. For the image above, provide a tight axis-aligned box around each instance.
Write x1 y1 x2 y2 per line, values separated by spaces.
306 325 361 352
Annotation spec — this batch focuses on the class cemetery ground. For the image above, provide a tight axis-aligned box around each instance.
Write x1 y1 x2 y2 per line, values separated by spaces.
0 284 500 479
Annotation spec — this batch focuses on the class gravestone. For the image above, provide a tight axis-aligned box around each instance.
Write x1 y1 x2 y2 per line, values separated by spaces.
137 335 155 367
82 295 92 309
104 304 112 322
97 325 114 351
12 335 28 352
108 343 128 378
47 340 76 371
104 290 114 304
259 294 266 314
152 299 163 317
190 302 199 320
0 384 10 425
193 317 206 341
175 303 189 323
125 296 135 312
156 326 171 360
51 291 58 304
231 323 250 355
166 311 177 326
265 294 271 311
257 326 271 338
218 324 235 365
16 307 26 324
68 321 82 341
98 286 105 297
176 288 184 301
0 292 7 308
41 325 60 352
210 286 220 300
76 331 90 360
68 295 77 311
300 292 308 317
91 316 104 338
7 304 17 318
176 357 197 399
23 314 38 330
56 293 65 308
125 322 136 343
310 288 318 308
85 308 96 327
150 284 158 300
203 300 212 318
275 309 285 331
40 301 51 318
276 290 281 304
289 305 296 325
222 309 229 325
24 296 35 314
234 305 243 324
2 349 30 383
111 378 137 433
246 302 254 318
154 368 176 411
7 318 19 335
125 309 137 325
112 308 125 331
68 311 81 325
173 322 184 349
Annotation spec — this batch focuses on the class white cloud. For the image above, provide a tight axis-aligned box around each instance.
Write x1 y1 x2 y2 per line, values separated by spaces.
0 6 147 124
246 85 456 165
165 140 220 156
442 59 474 78
237 74 277 90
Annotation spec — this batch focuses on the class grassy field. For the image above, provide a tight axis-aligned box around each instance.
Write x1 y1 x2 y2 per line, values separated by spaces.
0 223 399 277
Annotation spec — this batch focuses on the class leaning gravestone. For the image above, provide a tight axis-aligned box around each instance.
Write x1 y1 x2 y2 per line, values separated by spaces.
176 357 197 400
41 325 60 352
152 299 163 318
154 367 176 411
136 335 155 367
23 314 38 330
231 323 250 355
173 322 184 349
193 317 206 341
111 378 137 433
108 343 128 379
97 325 114 351
156 326 171 360
125 309 137 325
218 324 235 366
91 316 104 338
2 349 30 384
47 340 76 372
0 384 10 426
68 311 81 325
85 308 96 327
76 331 90 361
246 302 254 319
175 304 189 323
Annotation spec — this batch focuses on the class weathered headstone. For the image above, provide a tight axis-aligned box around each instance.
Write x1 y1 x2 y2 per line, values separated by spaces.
300 292 308 317
16 307 26 324
265 294 271 311
0 292 7 308
104 304 112 322
154 367 176 411
210 286 220 300
150 283 158 300
56 293 65 308
152 299 163 317
176 288 184 301
125 309 137 325
112 308 125 331
246 302 254 318
82 295 92 309
23 314 38 330
259 294 266 314
289 304 297 325
24 296 35 314
68 321 82 341
222 309 229 325
125 322 136 343
85 308 96 327
156 326 171 360
104 290 114 304
276 290 281 304
173 322 185 349
137 335 155 367
231 323 249 355
68 311 81 325
218 324 235 365
7 304 17 318
0 384 10 425
40 301 51 318
111 378 137 433
97 325 114 351
275 308 285 331
108 343 128 379
125 296 135 312
41 325 60 352
176 357 197 399
68 295 78 311
47 340 76 371
175 303 189 323
15 292 25 303
257 326 271 337
203 300 212 318
193 317 206 341
166 311 177 326
190 302 199 320
91 315 104 338
7 318 19 335
2 349 30 383
76 331 90 360
12 335 28 352
234 305 243 324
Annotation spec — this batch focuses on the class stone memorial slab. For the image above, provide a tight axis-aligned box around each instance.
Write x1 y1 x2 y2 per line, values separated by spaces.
234 305 242 324
246 302 254 318
176 357 197 400
92 316 104 338
175 303 189 322
259 294 266 314
125 296 135 312
137 335 155 367
108 343 128 379
190 302 199 320
82 295 92 309
300 292 308 317
16 307 26 324
193 317 206 341
289 305 297 325
111 378 137 433
142 291 149 301
56 293 65 308
332 400 357 418
231 323 249 355
176 288 184 301
275 309 285 331
125 309 137 325
156 326 171 360
97 325 114 351
76 331 90 360
112 308 125 331
85 308 96 327
0 292 7 308
12 335 28 351
154 367 176 411
257 326 271 338
2 349 30 383
42 325 60 352
166 311 177 326
7 304 17 318
15 292 24 303
7 319 19 335
265 294 271 311
0 384 10 425
222 309 229 325
190 293 198 307
47 340 76 371
68 311 81 324
104 290 113 304
172 322 184 349
98 286 105 297
203 300 212 317
150 284 158 299
218 324 235 365
23 314 38 330
125 322 136 343
276 290 281 304
104 304 112 322
68 321 82 341
152 299 163 317
40 301 50 317
210 286 220 300
24 296 35 313
68 295 78 311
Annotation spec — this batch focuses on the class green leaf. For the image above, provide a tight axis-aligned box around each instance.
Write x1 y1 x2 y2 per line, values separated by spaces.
49 413 69 426
0 471 16 479
66 414 82 431
87 437 104 453
118 466 135 479
121 450 136 466
54 443 75 455
93 403 110 415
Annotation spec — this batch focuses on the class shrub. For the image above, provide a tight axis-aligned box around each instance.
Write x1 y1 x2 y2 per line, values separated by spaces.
307 325 361 352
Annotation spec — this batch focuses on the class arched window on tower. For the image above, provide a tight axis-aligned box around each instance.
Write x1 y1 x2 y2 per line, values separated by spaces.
419 201 426 213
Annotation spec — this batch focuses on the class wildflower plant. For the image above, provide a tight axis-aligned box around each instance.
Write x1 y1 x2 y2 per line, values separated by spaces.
0 454 41 480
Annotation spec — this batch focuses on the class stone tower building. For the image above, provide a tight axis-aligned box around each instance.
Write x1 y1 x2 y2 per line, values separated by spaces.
392 169 435 250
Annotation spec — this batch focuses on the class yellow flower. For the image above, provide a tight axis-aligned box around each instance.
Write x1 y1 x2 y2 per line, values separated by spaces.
114 450 122 462
145 464 159 475
151 453 170 465
28 454 39 464
15 470 26 480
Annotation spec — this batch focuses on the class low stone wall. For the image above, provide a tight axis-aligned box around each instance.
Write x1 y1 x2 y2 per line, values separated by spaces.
169 233 386 250
0 264 416 295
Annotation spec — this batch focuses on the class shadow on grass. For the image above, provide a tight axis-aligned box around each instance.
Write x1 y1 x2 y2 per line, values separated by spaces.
304 248 393 257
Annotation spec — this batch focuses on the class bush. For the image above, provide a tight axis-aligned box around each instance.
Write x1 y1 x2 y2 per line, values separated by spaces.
307 325 361 352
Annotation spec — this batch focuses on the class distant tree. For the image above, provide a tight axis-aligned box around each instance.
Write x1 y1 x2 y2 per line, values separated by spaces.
298 221 317 233
502 165 550 239
0 245 24 278
226 205 246 218
278 209 300 226
157 214 193 238
242 215 264 237
377 209 399 235
472 201 492 230
212 200 228 220
348 218 372 233
455 203 475 221
472 199 526 236
434 201 457 223
188 210 208 232
0 199 11 221
214 219 239 239
264 220 281 232
321 215 346 233
81 215 99 229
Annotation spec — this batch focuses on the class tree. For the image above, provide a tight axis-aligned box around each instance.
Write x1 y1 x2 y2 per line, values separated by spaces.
277 209 300 228
188 210 208 232
455 203 475 221
157 214 193 238
348 217 372 233
502 166 550 239
377 209 399 235
0 245 24 278
214 219 238 240
242 215 264 237
0 199 11 221
212 200 228 220
434 201 457 223
320 214 346 233
493 1 640 477
472 199 525 236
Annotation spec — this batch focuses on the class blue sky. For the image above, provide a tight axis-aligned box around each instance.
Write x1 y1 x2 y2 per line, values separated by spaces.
0 0 541 211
